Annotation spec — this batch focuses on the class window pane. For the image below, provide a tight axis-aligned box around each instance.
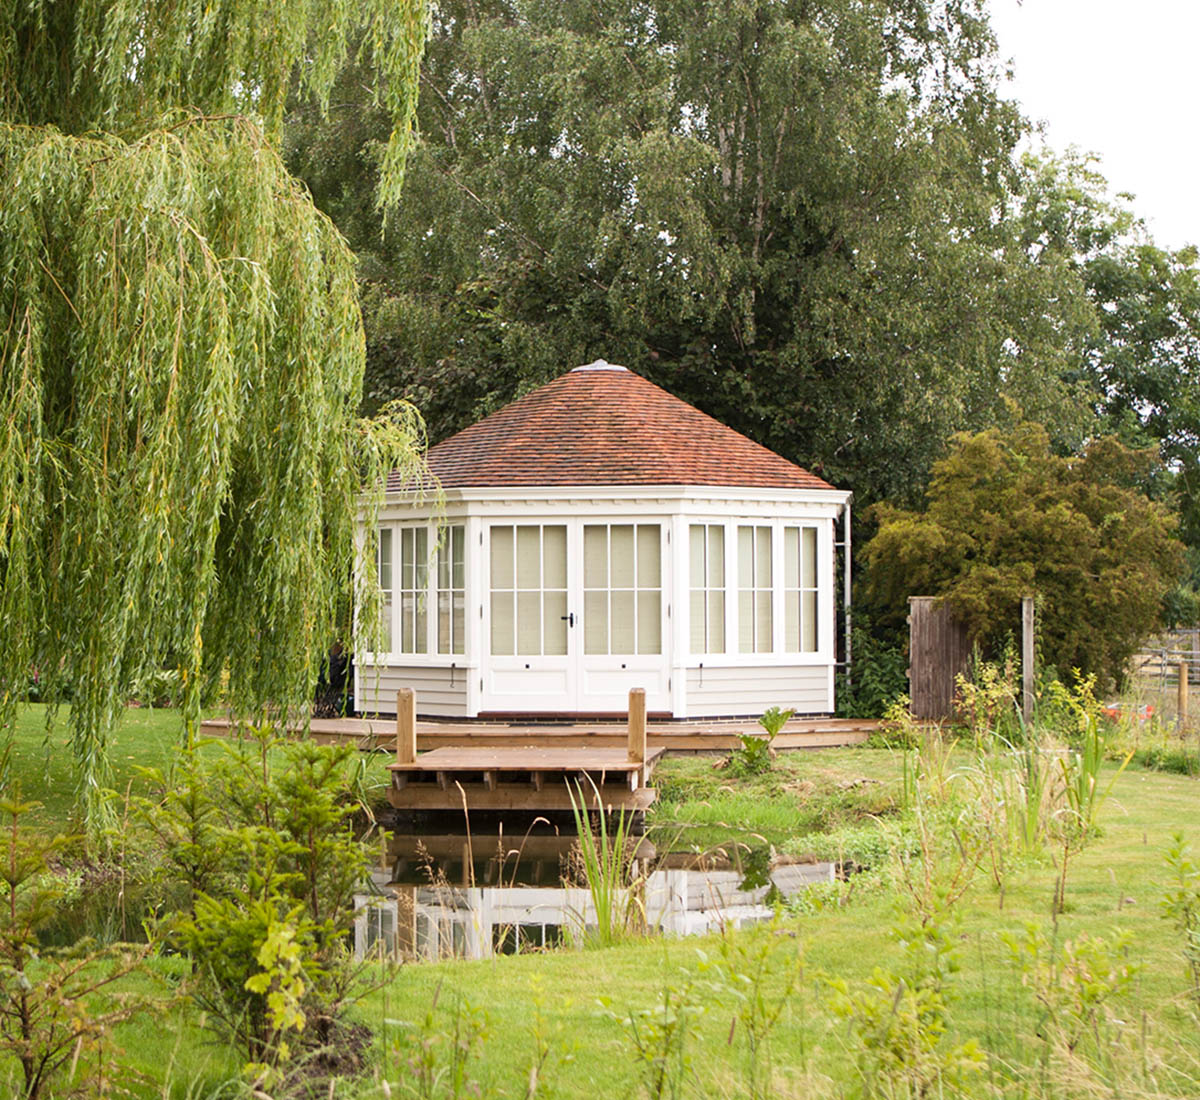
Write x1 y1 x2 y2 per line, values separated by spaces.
516 526 541 589
490 593 513 655
491 527 513 588
610 525 635 589
401 528 414 589
802 591 818 652
381 596 392 651
708 527 724 587
756 526 771 585
690 526 705 584
401 592 415 651
452 595 465 655
437 531 450 588
378 529 392 589
802 527 817 588
689 590 706 652
638 592 661 654
785 527 798 588
516 591 541 654
708 591 725 653
637 526 660 588
584 590 608 654
785 591 799 654
756 591 772 652
543 589 568 655
738 527 753 588
543 526 567 588
452 526 465 588
611 590 636 653
739 591 754 652
415 527 428 588
584 526 607 588
438 591 450 652
415 600 428 654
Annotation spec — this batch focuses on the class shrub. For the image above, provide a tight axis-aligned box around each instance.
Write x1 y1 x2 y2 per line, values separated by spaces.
0 794 151 1099
837 624 908 719
144 727 382 1079
729 707 794 777
864 423 1184 690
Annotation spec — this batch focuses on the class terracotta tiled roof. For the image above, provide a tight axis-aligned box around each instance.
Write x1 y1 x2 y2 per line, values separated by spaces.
389 362 835 492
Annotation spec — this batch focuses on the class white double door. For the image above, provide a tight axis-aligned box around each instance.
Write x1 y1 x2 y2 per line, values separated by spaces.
483 520 671 714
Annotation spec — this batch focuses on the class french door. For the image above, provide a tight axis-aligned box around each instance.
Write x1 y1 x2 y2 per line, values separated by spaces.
483 521 670 714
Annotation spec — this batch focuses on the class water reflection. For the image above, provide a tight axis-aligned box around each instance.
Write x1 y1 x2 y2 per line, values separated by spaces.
355 831 834 962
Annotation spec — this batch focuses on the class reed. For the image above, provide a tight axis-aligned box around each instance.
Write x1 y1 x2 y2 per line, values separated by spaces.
567 780 644 948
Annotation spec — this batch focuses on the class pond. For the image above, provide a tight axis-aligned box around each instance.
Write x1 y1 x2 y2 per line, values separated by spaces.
354 825 835 961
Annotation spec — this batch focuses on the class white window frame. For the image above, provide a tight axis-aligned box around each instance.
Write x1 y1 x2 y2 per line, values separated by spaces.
737 524 773 654
436 525 466 656
784 525 820 654
372 522 467 662
688 523 726 655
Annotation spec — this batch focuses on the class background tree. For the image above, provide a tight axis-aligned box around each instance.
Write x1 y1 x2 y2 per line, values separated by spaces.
288 0 1100 509
0 1 428 829
1014 151 1200 625
862 423 1184 688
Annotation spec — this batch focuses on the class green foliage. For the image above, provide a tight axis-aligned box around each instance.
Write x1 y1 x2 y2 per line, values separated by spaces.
0 794 150 1099
185 883 317 1071
154 729 379 1075
864 422 1185 689
0 1 429 834
1024 151 1200 549
869 696 924 750
567 783 644 948
291 0 1108 512
827 912 983 1099
609 979 703 1100
701 920 805 1100
839 627 909 720
728 708 793 778
954 649 1023 743
1006 924 1137 1063
392 987 490 1100
1160 831 1200 1004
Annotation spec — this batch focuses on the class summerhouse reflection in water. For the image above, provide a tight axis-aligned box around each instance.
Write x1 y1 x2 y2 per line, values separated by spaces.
354 831 835 962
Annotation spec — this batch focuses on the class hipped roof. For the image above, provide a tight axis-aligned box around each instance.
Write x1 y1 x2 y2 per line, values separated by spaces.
389 362 835 493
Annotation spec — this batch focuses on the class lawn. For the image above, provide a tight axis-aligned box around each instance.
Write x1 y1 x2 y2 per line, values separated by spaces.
344 759 1200 1099
7 704 1200 1098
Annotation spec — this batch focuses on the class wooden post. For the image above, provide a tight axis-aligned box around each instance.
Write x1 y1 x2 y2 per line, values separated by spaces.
396 688 416 764
627 688 647 765
1021 596 1035 724
1179 661 1190 728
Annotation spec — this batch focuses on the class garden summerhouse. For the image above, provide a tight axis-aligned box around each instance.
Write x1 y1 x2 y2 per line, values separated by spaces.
356 362 851 719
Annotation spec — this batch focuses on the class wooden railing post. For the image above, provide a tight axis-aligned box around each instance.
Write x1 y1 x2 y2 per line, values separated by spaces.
396 688 416 764
628 688 646 764
1180 661 1190 728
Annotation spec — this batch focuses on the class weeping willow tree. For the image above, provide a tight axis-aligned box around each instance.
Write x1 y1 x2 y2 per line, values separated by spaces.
0 1 429 829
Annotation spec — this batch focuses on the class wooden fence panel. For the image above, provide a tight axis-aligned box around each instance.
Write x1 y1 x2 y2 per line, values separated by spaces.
907 597 971 720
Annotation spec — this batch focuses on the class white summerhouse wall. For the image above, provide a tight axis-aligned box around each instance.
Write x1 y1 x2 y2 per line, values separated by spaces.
356 486 850 719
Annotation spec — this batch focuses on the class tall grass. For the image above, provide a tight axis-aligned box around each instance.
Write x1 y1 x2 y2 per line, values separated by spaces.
567 780 644 948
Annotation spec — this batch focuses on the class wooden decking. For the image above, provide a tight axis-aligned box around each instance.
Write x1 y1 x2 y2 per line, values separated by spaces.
198 715 875 753
199 689 877 816
387 745 664 813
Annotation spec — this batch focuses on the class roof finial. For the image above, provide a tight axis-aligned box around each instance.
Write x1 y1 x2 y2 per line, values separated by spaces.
572 359 629 372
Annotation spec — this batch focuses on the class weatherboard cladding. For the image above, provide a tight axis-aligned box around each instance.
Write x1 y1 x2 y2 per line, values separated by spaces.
388 362 833 492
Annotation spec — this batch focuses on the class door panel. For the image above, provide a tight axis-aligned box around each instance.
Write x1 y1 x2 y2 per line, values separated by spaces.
484 523 574 711
577 522 668 712
482 520 670 714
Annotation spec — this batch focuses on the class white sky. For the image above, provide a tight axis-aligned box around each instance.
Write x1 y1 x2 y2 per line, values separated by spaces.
988 0 1200 250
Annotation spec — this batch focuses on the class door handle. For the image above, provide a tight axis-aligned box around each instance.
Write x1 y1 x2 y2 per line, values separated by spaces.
560 612 575 627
